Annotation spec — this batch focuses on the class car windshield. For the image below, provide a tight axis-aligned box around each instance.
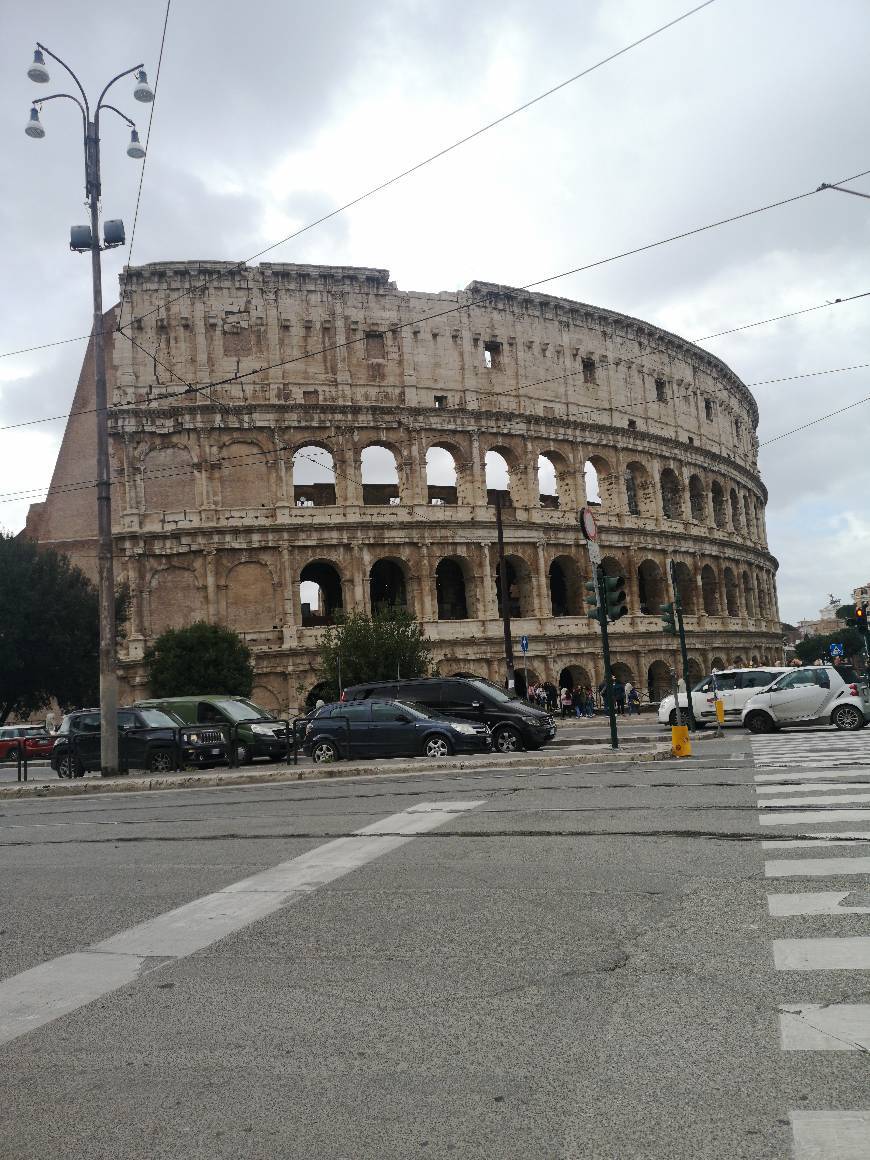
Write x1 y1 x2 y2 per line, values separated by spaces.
136 708 179 728
468 678 515 703
211 699 274 722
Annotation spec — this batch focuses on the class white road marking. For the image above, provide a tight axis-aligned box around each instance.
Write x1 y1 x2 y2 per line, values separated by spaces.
768 891 870 917
773 937 870 970
0 800 481 1046
779 1004 870 1051
765 856 870 878
790 1110 870 1159
755 769 870 782
759 809 870 826
762 835 870 848
755 782 870 794
758 792 870 807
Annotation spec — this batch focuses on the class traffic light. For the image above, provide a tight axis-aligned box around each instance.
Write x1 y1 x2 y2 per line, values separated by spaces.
857 603 868 636
603 574 628 622
585 577 603 625
660 602 677 636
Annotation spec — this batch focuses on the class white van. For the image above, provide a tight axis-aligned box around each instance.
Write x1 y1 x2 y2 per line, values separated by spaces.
742 664 869 732
658 666 789 727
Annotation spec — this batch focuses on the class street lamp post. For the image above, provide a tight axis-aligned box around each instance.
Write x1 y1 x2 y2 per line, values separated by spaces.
25 44 153 776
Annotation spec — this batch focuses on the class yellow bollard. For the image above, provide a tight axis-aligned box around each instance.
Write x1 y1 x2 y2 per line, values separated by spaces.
715 699 725 725
671 725 692 757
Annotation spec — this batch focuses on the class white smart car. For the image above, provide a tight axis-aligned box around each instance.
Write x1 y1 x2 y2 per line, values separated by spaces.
742 664 870 733
658 666 790 727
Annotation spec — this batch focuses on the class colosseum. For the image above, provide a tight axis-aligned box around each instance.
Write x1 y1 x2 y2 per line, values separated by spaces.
26 261 782 715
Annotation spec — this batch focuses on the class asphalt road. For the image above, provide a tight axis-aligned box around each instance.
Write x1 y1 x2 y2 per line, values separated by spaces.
1 730 868 1158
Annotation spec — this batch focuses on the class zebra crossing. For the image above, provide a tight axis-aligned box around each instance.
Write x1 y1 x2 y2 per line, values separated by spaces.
752 741 870 1159
751 730 870 768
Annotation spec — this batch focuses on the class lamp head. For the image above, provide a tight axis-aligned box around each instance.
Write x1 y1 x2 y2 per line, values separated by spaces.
27 48 50 84
133 69 154 103
126 128 146 159
25 106 45 139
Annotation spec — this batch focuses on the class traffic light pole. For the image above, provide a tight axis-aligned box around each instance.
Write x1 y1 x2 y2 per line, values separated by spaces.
494 492 516 691
595 565 619 751
669 562 697 733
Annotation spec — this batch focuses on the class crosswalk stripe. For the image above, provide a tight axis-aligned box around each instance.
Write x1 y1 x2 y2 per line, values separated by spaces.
790 1110 870 1159
762 835 870 848
755 769 870 782
755 782 870 794
779 1004 870 1051
757 792 870 807
759 808 870 825
767 891 870 916
773 937 870 970
764 856 870 877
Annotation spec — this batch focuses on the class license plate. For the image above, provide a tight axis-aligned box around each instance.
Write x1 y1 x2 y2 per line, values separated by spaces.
211 748 221 755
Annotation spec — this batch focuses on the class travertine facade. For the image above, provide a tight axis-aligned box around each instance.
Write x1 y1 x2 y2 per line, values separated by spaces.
27 261 781 714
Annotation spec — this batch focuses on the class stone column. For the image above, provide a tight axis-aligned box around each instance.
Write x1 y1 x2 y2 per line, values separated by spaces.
535 541 550 618
478 543 497 622
470 432 486 506
280 545 297 627
416 543 435 623
205 550 219 622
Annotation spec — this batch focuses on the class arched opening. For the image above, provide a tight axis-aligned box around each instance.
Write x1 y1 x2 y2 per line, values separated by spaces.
757 573 769 617
300 560 343 627
611 662 635 689
624 461 652 517
494 554 533 618
724 567 739 617
584 456 612 508
660 468 683 519
750 654 759 666
686 657 703 686
549 555 583 617
292 445 336 507
559 665 592 692
361 445 401 506
732 655 746 668
435 558 469 620
251 684 281 715
426 446 459 505
742 571 755 617
143 445 196 513
305 680 332 710
711 481 726 528
485 448 513 507
743 495 753 537
369 558 408 610
220 441 270 510
671 561 696 615
729 488 741 530
689 475 705 522
637 559 665 615
538 454 559 509
701 565 720 615
647 660 671 703
711 656 726 671
515 667 542 701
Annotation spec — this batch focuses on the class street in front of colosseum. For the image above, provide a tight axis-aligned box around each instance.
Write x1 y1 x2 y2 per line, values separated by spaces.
2 730 870 1159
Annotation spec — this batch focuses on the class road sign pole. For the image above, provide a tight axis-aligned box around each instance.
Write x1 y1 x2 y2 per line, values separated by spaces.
669 561 697 733
596 565 619 751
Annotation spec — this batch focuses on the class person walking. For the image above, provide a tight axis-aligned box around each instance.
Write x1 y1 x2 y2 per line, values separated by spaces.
572 685 584 718
559 686 572 718
613 678 626 715
627 684 640 715
584 686 596 717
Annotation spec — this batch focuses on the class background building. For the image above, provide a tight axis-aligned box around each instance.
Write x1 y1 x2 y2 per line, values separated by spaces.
26 261 782 713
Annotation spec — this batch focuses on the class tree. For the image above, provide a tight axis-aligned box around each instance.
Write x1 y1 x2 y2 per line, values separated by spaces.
144 621 254 698
0 533 125 723
794 626 865 665
836 604 857 621
318 607 432 700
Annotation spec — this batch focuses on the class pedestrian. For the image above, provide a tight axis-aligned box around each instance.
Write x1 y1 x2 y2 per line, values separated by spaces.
624 681 635 714
613 678 626 715
559 686 571 718
572 685 584 718
584 686 596 717
627 685 640 715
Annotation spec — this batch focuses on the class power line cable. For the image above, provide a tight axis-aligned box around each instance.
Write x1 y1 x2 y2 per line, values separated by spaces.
759 392 870 446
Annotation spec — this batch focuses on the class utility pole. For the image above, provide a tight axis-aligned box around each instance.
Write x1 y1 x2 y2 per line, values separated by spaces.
494 491 516 691
669 561 697 732
584 563 626 751
25 44 154 775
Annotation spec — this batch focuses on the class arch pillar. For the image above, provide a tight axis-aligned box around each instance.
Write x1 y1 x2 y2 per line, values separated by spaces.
535 541 549 618
205 550 218 622
415 544 436 623
334 443 362 507
470 432 486 505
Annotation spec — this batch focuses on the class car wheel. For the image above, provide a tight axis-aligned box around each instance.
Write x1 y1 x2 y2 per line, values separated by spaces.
234 743 250 766
832 704 865 731
668 710 677 726
57 753 76 779
424 735 452 759
312 740 338 764
745 711 774 734
494 725 522 754
149 749 175 773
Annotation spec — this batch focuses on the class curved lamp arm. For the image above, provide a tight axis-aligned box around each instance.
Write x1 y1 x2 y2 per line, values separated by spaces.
96 64 143 113
33 91 87 136
99 104 136 129
36 42 89 119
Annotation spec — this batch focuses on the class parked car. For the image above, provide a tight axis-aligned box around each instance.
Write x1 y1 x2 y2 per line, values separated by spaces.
657 666 790 727
304 699 492 763
50 707 228 778
742 665 870 733
341 675 556 753
134 695 287 764
0 725 55 762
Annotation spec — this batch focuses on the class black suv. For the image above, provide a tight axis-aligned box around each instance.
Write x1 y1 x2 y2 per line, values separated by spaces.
341 676 556 753
50 707 228 778
304 699 492 763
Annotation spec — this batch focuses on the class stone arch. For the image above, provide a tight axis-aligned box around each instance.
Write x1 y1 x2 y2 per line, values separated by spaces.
361 444 401 506
584 455 614 508
495 553 534 618
686 657 704 686
250 684 282 715
226 560 277 631
142 444 196 513
624 461 654 517
148 567 202 637
711 656 726 671
559 665 592 691
671 560 696 615
611 661 635 688
537 453 559 509
660 468 683 519
600 555 625 579
689 474 706 522
292 444 336 507
732 655 746 668
701 564 720 615
637 559 666 615
729 488 741 530
757 572 769 617
305 680 333 710
724 567 739 617
741 570 755 617
300 559 343 627
485 447 515 507
743 494 753 537
426 445 459 506
711 480 726 529
549 555 583 617
647 660 671 703
435 557 470 621
220 440 270 510
369 557 409 610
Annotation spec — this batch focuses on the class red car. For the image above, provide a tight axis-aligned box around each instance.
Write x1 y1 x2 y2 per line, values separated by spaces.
0 725 55 762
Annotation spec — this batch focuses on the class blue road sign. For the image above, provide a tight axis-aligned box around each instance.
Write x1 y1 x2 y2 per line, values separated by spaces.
520 635 529 653
829 642 844 657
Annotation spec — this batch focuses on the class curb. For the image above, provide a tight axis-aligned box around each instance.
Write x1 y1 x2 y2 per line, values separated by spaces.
0 745 670 800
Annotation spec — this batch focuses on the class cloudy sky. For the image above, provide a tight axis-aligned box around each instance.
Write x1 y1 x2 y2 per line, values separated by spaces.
1 0 868 624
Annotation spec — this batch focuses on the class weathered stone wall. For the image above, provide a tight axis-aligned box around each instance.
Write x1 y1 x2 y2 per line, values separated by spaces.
30 262 781 712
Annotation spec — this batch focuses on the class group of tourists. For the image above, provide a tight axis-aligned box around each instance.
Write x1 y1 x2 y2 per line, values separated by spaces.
554 677 642 718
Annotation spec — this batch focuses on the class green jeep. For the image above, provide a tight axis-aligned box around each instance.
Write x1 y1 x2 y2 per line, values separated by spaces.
134 696 286 764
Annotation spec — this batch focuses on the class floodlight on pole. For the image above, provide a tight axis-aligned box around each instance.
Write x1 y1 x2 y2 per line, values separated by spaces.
133 69 154 103
25 106 45 138
27 48 50 84
126 127 145 158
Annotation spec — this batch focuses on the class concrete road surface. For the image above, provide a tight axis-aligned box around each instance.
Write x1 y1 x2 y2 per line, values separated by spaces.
1 733 868 1158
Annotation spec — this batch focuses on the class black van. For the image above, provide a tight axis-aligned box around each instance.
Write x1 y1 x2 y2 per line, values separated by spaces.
341 676 556 753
